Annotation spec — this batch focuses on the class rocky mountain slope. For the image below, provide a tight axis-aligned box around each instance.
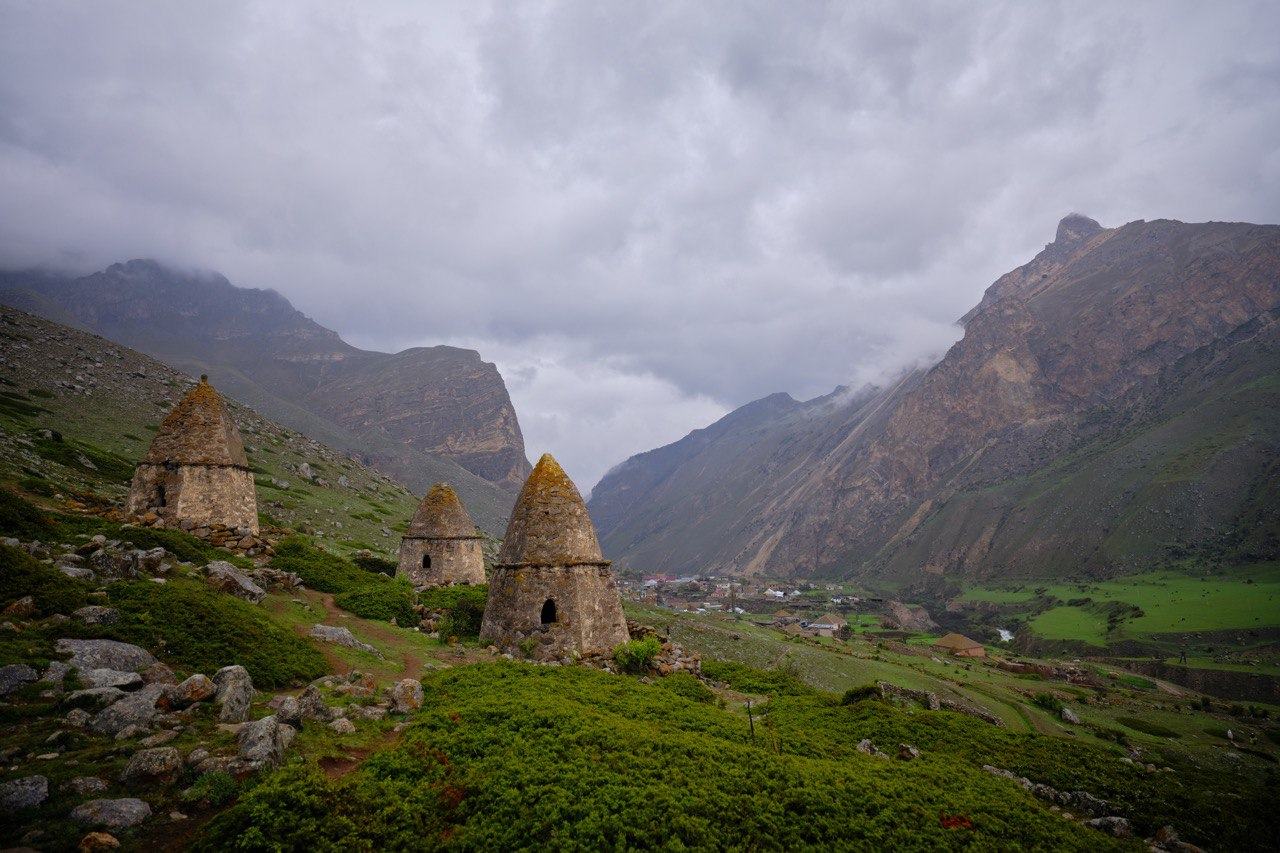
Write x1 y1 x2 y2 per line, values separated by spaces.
591 216 1280 582
0 260 530 529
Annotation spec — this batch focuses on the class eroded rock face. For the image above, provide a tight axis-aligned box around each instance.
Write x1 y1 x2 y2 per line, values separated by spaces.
0 663 38 696
89 683 170 737
56 639 157 674
169 674 216 709
70 798 152 829
237 715 292 769
213 665 254 723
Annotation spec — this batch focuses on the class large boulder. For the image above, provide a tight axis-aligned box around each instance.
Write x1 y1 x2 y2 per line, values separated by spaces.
0 775 48 810
70 798 152 829
121 747 184 787
237 715 292 769
2 595 35 618
0 663 38 696
168 674 216 709
213 665 254 723
205 561 266 604
66 686 128 710
309 625 382 658
56 639 156 673
390 679 424 714
89 683 170 737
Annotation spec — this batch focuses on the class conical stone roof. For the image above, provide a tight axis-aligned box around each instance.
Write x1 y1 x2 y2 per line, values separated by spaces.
143 376 248 467
496 453 607 566
405 483 479 538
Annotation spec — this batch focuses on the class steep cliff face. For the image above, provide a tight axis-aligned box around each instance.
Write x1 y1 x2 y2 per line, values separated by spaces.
591 216 1280 582
0 260 531 530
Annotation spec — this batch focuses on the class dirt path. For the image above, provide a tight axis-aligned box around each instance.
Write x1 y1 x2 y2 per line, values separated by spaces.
312 592 424 679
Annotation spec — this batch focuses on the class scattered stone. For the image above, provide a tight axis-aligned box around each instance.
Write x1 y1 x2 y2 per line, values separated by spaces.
56 639 156 673
73 606 122 626
856 739 889 759
121 747 183 786
390 679 424 714
65 708 92 727
0 662 39 696
309 625 383 658
70 798 152 830
275 685 332 726
897 743 921 761
168 674 216 709
2 595 35 618
43 660 72 683
0 775 49 810
193 755 257 781
186 748 211 766
80 669 144 691
213 665 254 723
114 724 151 741
78 832 121 851
1085 816 1133 837
139 730 179 748
60 566 98 582
66 686 128 709
328 717 356 734
1061 707 1081 725
67 776 109 795
205 561 266 604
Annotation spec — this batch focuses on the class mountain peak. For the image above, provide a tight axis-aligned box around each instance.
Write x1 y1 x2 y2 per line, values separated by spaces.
1054 213 1103 245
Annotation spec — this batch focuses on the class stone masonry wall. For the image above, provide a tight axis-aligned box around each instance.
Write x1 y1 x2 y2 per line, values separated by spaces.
127 462 258 535
397 537 485 587
480 564 628 655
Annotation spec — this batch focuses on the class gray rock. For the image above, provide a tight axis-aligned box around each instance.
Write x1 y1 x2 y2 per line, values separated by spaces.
70 797 152 829
0 663 39 696
309 625 383 658
0 775 48 810
80 669 144 690
897 743 921 761
237 715 291 769
115 724 151 741
169 674 216 709
131 548 168 574
42 660 72 683
66 686 128 709
59 565 97 581
193 755 257 780
856 738 889 759
275 685 331 726
1061 707 1081 725
56 639 156 673
89 683 170 737
1085 816 1133 837
328 717 356 734
140 730 179 747
66 775 108 795
89 549 137 580
186 748 210 767
390 679 424 714
205 561 266 604
141 662 177 685
213 665 254 723
65 708 92 727
121 747 183 786
73 606 122 626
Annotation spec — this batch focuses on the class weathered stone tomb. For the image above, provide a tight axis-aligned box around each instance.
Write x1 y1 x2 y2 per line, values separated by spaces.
125 375 258 534
480 453 629 657
396 483 485 587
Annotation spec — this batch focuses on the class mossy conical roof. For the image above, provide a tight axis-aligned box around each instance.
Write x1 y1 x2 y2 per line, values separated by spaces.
143 375 248 467
405 483 479 538
496 453 606 566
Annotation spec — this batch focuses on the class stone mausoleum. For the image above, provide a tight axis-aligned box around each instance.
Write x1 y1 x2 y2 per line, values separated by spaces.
397 483 485 587
125 375 258 534
480 453 629 657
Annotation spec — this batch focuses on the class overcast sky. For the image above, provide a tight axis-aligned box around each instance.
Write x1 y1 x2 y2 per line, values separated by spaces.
2 2 1278 492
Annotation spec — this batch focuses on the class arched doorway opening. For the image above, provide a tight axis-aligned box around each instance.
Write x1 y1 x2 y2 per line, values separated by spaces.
422 554 432 569
541 599 557 624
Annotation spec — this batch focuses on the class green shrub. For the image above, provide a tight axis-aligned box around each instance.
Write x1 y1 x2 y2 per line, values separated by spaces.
1117 716 1180 739
116 525 251 568
99 578 328 687
352 555 396 577
334 578 416 625
1032 693 1064 714
180 771 242 807
270 536 380 594
655 671 717 704
418 585 487 640
0 544 94 616
613 636 661 672
840 683 882 705
701 660 814 697
0 488 58 539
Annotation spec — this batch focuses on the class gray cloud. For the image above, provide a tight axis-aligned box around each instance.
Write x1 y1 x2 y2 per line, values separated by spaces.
2 1 1278 489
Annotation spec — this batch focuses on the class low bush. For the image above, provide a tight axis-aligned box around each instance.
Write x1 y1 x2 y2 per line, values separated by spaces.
418 585 488 640
1031 693 1064 714
613 636 661 672
0 488 59 540
334 578 416 625
840 683 882 705
0 543 94 616
1115 716 1180 739
655 671 717 704
270 536 380 594
352 555 396 577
